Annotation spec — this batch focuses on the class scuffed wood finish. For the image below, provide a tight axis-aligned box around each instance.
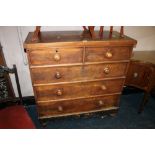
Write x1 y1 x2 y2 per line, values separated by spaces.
29 48 83 65
37 94 120 118
125 51 155 113
125 61 154 90
31 63 127 84
29 47 131 66
85 47 131 62
24 30 137 119
24 31 137 49
35 79 124 101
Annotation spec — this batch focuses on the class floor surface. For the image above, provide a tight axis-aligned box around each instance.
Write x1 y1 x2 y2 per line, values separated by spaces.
26 93 155 129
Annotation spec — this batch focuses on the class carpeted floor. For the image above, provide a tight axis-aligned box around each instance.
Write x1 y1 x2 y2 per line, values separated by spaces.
26 93 155 129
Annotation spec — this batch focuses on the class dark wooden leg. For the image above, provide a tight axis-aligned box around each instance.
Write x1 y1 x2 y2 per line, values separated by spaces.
89 26 95 38
109 26 113 38
99 26 104 38
39 119 48 128
110 112 117 117
120 26 124 37
138 92 149 113
31 26 41 42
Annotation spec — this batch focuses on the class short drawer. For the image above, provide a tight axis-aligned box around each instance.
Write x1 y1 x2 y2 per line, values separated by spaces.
28 48 83 65
85 47 131 62
34 79 124 101
37 95 120 118
31 62 128 84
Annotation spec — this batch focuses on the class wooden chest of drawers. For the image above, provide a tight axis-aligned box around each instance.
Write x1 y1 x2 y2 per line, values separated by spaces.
24 31 137 120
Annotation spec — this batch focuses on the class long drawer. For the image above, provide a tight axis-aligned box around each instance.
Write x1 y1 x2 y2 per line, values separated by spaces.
28 47 131 66
35 79 124 101
31 62 128 84
37 94 120 118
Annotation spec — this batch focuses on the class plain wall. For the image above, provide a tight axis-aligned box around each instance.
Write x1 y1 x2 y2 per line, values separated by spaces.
0 26 155 96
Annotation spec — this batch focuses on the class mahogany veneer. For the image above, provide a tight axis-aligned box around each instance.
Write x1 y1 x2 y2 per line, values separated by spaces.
24 30 137 120
125 51 155 113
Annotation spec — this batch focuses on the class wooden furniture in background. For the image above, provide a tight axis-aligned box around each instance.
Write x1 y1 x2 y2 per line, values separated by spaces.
32 26 124 41
125 51 155 113
0 65 35 129
24 30 137 123
0 43 14 102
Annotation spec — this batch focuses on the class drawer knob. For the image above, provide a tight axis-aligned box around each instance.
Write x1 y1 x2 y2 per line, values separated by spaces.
58 106 63 112
104 67 110 74
55 72 61 79
57 89 63 96
98 100 104 106
133 72 138 78
105 51 113 58
54 53 61 61
101 85 107 90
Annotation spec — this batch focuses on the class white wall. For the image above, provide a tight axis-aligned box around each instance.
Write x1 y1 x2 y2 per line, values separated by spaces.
0 26 155 97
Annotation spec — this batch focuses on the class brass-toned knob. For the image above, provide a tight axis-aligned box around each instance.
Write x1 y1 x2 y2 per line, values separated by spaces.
54 53 61 61
105 51 113 58
57 89 63 96
133 72 138 78
98 100 104 106
58 106 63 112
101 85 107 90
55 72 61 79
104 67 110 74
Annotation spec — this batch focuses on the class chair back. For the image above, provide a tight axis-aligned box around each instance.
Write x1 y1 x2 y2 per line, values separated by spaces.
0 65 23 105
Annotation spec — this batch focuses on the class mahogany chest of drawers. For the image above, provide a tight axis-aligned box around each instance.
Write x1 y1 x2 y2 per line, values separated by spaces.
24 31 137 120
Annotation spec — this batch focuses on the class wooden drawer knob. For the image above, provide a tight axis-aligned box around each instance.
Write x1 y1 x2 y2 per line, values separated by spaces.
54 53 61 61
133 72 138 78
57 89 63 96
104 67 110 74
55 72 61 79
58 106 63 112
105 51 113 58
101 85 107 90
98 100 104 106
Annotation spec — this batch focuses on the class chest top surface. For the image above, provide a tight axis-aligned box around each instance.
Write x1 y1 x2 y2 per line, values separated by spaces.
24 31 137 49
132 51 155 65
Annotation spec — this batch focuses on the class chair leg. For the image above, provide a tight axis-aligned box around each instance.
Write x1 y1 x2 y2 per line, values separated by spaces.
138 92 149 113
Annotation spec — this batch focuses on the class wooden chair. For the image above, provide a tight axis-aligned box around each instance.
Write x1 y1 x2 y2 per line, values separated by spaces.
0 65 35 129
31 26 124 41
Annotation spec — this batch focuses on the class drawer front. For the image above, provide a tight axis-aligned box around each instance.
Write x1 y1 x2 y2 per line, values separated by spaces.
35 79 124 101
125 62 153 89
31 63 128 84
28 48 83 65
85 47 131 62
37 95 120 118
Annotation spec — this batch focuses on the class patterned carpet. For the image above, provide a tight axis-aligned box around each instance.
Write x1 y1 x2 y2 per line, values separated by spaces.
26 93 155 129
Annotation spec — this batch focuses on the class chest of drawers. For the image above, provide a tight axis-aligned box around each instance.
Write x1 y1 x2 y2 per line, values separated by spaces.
24 31 137 120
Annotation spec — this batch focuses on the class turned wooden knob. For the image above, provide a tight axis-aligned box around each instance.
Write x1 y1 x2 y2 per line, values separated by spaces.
133 72 138 78
105 51 113 58
104 67 110 74
101 85 107 90
55 72 61 79
58 106 63 112
54 53 61 61
57 89 63 96
98 100 104 106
